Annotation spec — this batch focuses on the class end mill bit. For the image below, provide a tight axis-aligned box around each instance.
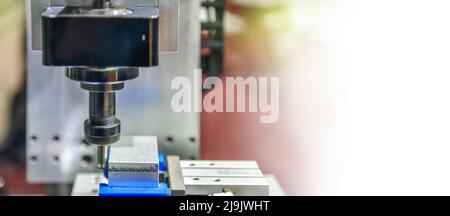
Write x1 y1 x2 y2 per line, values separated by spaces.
97 145 110 170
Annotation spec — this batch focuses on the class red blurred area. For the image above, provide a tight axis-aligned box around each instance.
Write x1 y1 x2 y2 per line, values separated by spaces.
0 160 44 195
201 2 303 195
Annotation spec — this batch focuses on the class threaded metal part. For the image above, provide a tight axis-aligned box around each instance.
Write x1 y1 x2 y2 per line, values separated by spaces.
90 116 117 126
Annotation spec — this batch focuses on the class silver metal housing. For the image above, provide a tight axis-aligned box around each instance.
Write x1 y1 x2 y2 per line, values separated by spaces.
30 0 178 51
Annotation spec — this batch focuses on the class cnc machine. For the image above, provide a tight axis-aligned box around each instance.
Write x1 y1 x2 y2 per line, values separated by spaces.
25 0 283 196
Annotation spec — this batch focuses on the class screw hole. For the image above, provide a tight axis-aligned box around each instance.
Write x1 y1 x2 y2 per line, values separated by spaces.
53 135 60 141
214 179 221 182
209 162 215 166
30 135 38 141
30 155 38 164
82 155 93 164
53 155 60 163
190 163 196 167
189 137 196 143
166 136 174 143
193 178 200 181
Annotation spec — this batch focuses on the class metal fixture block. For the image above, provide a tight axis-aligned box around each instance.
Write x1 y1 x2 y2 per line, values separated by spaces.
180 160 269 196
107 136 159 188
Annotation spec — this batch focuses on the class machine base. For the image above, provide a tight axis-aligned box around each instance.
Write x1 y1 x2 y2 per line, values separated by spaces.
72 173 285 196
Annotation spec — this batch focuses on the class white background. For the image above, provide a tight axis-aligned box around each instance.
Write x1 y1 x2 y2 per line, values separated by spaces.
294 0 450 195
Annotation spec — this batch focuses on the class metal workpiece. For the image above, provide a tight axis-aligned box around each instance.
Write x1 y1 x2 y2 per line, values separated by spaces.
180 160 269 196
107 136 159 188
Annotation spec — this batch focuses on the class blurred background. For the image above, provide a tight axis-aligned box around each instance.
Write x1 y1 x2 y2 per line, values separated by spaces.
3 0 450 195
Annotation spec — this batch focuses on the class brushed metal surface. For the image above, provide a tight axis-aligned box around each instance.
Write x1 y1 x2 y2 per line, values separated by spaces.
108 136 159 171
159 0 179 52
26 0 200 183
108 136 159 188
181 160 269 196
